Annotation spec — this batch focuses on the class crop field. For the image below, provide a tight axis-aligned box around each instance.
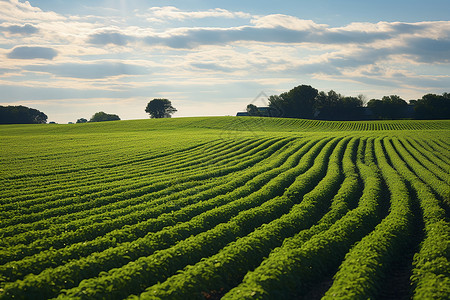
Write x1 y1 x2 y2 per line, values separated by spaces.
0 116 449 299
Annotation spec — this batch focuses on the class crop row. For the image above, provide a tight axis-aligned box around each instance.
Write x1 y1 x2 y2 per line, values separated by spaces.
55 137 342 299
392 138 449 200
222 137 384 299
382 138 450 299
0 137 331 298
241 117 450 131
132 137 354 299
0 138 278 231
0 138 260 211
0 138 306 281
0 138 292 263
403 138 449 180
0 139 229 200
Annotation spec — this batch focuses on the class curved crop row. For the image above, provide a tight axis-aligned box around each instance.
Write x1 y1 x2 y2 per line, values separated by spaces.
0 138 270 223
0 138 331 299
0 138 306 282
0 138 280 228
391 138 449 201
323 137 414 299
404 138 449 178
134 137 354 299
55 137 342 299
382 137 450 299
0 139 238 204
0 138 281 240
0 138 291 263
222 137 385 299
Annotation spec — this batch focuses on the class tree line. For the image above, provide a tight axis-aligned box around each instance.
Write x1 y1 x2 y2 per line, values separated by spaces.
77 112 121 123
0 105 48 124
2 89 447 125
246 85 449 120
0 99 177 124
76 99 177 122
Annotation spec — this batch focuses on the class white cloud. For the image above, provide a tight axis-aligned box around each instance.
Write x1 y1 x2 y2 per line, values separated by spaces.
0 23 39 35
8 46 58 60
142 6 251 22
25 62 148 79
0 0 65 22
250 14 325 31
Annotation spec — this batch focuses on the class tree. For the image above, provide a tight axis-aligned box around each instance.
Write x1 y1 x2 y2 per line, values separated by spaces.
286 85 318 118
76 118 88 123
339 96 363 120
315 90 341 110
357 94 368 107
367 99 383 118
267 95 285 117
367 95 407 119
246 104 260 116
0 105 47 124
314 90 342 120
314 91 363 120
415 93 450 119
89 112 120 122
145 99 177 118
268 85 318 119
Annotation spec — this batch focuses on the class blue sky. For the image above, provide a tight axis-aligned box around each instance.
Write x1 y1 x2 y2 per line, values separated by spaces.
1 0 449 123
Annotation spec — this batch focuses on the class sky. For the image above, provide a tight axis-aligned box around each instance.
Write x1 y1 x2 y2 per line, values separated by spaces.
0 0 449 123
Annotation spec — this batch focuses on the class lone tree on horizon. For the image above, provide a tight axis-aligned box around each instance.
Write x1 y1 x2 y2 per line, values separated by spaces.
145 98 177 118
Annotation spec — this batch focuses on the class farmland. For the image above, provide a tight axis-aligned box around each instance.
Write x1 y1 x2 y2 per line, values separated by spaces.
0 116 449 299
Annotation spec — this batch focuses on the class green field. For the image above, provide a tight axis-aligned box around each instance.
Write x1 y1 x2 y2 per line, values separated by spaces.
1 117 449 299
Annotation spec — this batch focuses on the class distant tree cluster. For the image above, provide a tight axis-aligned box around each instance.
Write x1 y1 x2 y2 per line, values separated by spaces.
315 91 365 120
241 84 449 120
246 104 260 116
76 118 88 123
89 112 120 122
367 95 408 119
74 112 120 123
413 93 450 119
0 105 47 124
265 85 364 120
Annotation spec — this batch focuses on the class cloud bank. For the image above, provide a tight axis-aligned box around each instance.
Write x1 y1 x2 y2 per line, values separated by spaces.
7 46 58 60
1 1 449 123
88 32 135 46
0 23 39 35
84 17 450 68
141 6 251 22
25 62 148 79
